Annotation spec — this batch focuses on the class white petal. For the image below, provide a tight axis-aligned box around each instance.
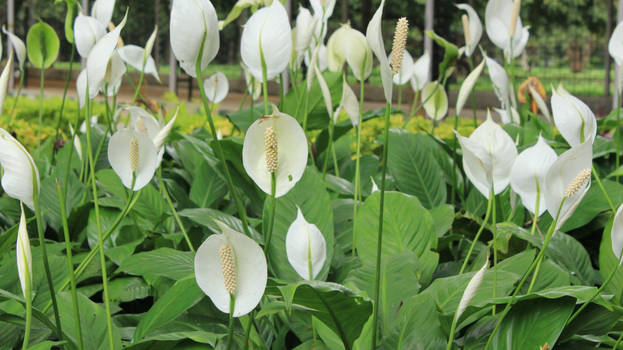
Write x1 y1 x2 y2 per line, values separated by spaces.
485 0 513 53
371 177 379 193
612 204 623 262
528 85 551 123
336 76 359 126
107 130 159 191
315 66 333 121
76 69 88 108
0 55 13 114
73 15 106 58
456 258 488 319
170 0 220 77
610 21 623 66
16 203 32 298
86 12 127 99
366 0 393 102
153 110 178 149
485 55 510 108
326 26 348 72
551 87 597 146
456 3 483 57
456 59 485 116
194 227 267 317
69 124 83 161
0 128 39 209
123 106 161 140
240 1 292 82
144 26 158 60
286 207 327 280
410 51 431 92
91 0 116 27
295 7 315 59
203 71 229 104
544 141 592 230
242 113 308 197
310 0 336 19
117 45 160 82
2 27 26 68
422 82 448 121
390 49 414 85
458 133 492 197
102 50 126 96
510 136 557 216
510 26 529 59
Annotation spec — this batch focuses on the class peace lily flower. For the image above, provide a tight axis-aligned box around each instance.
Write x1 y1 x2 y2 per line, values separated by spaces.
195 222 267 317
485 0 529 62
611 204 623 261
456 258 488 320
421 81 448 121
310 0 336 43
16 203 32 298
73 14 106 58
545 140 592 230
170 0 219 77
91 0 116 27
286 207 327 280
240 0 292 82
456 3 482 57
242 111 308 197
203 71 229 104
326 24 373 81
551 86 596 146
493 107 520 124
102 51 126 97
107 130 159 191
510 136 557 216
334 76 360 126
456 59 485 116
485 55 512 109
116 106 177 161
390 49 414 85
117 27 160 82
609 21 623 82
295 7 316 65
366 0 393 102
2 27 26 68
0 128 40 209
0 55 13 113
456 111 517 197
410 51 431 92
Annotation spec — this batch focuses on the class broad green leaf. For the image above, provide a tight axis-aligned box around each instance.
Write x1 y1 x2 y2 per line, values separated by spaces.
282 71 342 130
425 31 458 80
133 276 205 341
225 105 264 134
26 21 60 69
431 204 454 237
421 82 448 121
189 161 227 208
490 297 575 349
118 248 194 280
109 277 151 303
178 207 263 242
599 215 623 304
387 131 446 208
561 179 623 231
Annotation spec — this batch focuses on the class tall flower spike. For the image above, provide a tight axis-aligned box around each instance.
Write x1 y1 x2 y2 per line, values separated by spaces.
391 17 408 75
129 136 139 173
219 243 237 295
509 0 521 38
264 127 278 173
565 168 592 198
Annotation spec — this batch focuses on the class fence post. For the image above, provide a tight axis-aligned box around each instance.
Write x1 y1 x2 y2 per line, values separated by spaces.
424 0 434 83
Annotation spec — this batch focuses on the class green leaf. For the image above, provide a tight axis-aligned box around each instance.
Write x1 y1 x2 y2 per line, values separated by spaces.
282 72 342 130
189 161 227 208
26 21 60 69
355 191 436 266
264 168 335 281
599 215 623 304
118 248 194 280
133 276 205 341
109 277 151 303
226 105 264 133
425 31 458 80
561 179 623 231
387 131 446 209
62 0 76 43
491 297 575 349
431 204 454 237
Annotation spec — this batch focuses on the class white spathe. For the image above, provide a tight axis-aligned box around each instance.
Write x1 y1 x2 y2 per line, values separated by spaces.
240 0 292 82
242 112 308 198
117 45 160 82
73 15 106 58
16 203 32 298
194 223 267 317
456 258 488 320
107 130 159 191
0 56 13 114
390 49 414 85
456 112 517 197
334 75 359 126
611 204 623 262
510 136 557 216
366 0 393 103
485 0 529 61
456 59 485 116
91 0 116 28
410 51 431 92
203 71 229 104
456 3 483 57
86 12 127 99
0 128 40 209
285 207 327 280
304 44 328 73
170 0 220 77
609 20 623 66
544 140 592 230
326 24 373 81
102 51 126 97
421 81 448 121
551 86 597 146
2 27 27 68
485 55 511 109
295 7 316 65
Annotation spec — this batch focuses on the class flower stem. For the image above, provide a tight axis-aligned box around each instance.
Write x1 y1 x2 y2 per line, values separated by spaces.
226 294 236 350
264 173 277 254
37 69 45 137
446 311 460 350
157 169 194 251
616 90 621 183
459 190 494 274
468 56 478 128
371 101 391 350
132 65 146 104
592 164 615 212
260 47 269 116
56 181 84 350
614 331 623 350
322 120 337 179
352 77 365 257
529 181 541 236
492 189 497 315
7 68 24 128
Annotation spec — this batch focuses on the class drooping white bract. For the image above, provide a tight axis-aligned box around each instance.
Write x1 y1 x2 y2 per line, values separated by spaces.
0 128 40 209
286 207 327 280
203 71 229 104
544 140 592 230
485 0 529 62
170 0 219 77
2 27 26 68
194 222 267 317
456 257 488 320
107 130 159 191
16 203 32 298
456 59 485 116
315 65 333 123
101 51 126 97
242 112 308 198
334 75 359 126
91 0 116 28
295 7 316 65
366 0 393 103
240 0 292 82
73 14 106 58
609 20 623 66
304 44 328 73
410 51 431 92
422 81 448 121
390 49 414 85
510 136 557 216
484 55 511 109
456 3 483 57
611 204 623 262
0 55 13 113
456 112 517 197
326 24 373 81
551 86 597 147
529 85 552 123
117 45 160 82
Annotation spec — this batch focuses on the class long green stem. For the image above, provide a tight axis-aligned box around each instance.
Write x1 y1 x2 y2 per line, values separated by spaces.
37 69 45 136
157 169 194 251
446 307 460 350
492 188 497 316
260 48 269 115
132 66 146 104
566 262 619 326
7 68 25 127
352 78 365 257
322 120 337 179
56 181 84 350
459 190 493 274
264 173 277 254
592 164 616 212
529 181 541 236
371 101 391 350
468 56 478 128
53 43 76 147
614 331 623 350
226 294 236 350
616 89 621 183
